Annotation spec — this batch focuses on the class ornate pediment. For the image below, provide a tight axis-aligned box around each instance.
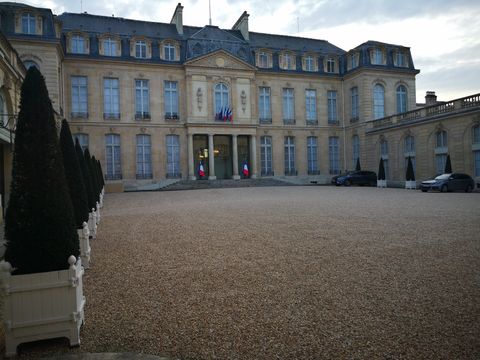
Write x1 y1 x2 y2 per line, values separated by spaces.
184 49 256 71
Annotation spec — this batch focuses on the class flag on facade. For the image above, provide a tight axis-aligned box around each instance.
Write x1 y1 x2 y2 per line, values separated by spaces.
198 161 205 177
242 161 249 177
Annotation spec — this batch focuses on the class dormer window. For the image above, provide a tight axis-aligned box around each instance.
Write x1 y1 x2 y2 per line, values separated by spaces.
164 42 176 61
135 40 147 59
395 51 408 67
71 35 85 54
103 38 117 57
372 48 384 65
350 53 358 69
304 55 315 72
259 52 268 68
22 13 36 34
326 57 336 73
280 52 295 70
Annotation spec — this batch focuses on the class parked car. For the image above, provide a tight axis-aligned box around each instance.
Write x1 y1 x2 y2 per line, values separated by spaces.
332 170 377 186
420 173 474 192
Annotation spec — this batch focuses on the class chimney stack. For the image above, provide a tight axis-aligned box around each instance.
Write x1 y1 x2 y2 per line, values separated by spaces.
425 91 437 106
170 3 183 35
232 11 249 41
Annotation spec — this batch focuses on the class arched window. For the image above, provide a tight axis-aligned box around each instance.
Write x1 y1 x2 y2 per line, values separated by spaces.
396 85 407 113
404 135 416 176
435 130 448 174
23 60 39 70
373 84 385 119
214 83 229 115
352 135 360 169
380 140 389 180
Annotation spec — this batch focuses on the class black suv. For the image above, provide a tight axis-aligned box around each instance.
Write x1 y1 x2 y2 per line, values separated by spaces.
332 171 377 186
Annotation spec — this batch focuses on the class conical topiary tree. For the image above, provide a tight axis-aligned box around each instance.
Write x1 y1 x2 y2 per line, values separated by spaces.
378 158 386 180
84 148 99 205
406 156 415 181
355 157 361 171
75 139 95 212
97 160 105 188
91 155 101 197
4 67 78 275
60 120 89 229
444 154 452 173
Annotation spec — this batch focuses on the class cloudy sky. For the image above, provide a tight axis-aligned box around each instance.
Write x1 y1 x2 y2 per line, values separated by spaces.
25 0 480 102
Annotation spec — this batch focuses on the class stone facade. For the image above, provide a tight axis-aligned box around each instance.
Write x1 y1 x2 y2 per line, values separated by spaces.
0 2 478 191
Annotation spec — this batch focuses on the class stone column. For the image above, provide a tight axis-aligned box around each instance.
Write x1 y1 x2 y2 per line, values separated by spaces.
250 135 257 179
188 134 196 180
232 134 240 180
208 133 216 180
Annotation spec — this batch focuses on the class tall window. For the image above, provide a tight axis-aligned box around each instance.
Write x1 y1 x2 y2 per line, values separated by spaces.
327 90 337 124
135 40 147 59
373 84 385 119
214 83 229 115
435 130 448 174
71 35 85 54
352 135 360 169
166 135 181 178
282 53 294 70
164 81 178 119
473 125 480 177
136 134 152 179
396 52 406 67
396 85 407 113
22 13 36 34
329 136 340 174
351 87 359 121
380 140 389 180
164 43 176 61
71 76 88 117
258 52 268 68
404 135 416 177
326 58 335 73
73 133 89 152
135 80 149 118
103 78 120 119
307 136 318 174
284 136 295 175
105 134 121 180
305 89 317 123
282 88 294 123
258 87 271 123
260 136 273 176
350 53 358 68
305 56 314 71
103 38 117 56
372 48 383 65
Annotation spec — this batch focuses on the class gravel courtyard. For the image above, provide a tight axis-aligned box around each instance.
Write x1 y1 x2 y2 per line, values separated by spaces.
14 186 480 359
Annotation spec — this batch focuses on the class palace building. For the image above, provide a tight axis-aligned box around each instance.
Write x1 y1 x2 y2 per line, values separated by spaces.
0 2 479 194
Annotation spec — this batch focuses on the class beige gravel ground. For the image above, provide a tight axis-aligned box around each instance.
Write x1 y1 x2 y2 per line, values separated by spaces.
5 186 480 359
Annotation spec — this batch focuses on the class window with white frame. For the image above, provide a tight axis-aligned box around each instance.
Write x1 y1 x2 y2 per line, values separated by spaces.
305 56 314 71
73 133 89 152
164 42 176 61
373 84 385 119
260 136 273 176
105 134 121 180
71 35 85 54
435 130 448 174
282 53 294 70
351 87 359 121
214 83 229 115
136 134 152 179
258 52 269 68
350 53 358 68
166 134 181 178
329 136 340 174
307 136 318 174
473 125 480 177
352 135 360 169
327 90 337 124
284 136 295 175
396 52 407 67
71 76 88 117
396 85 407 113
135 40 147 59
380 140 389 180
135 79 149 118
372 48 383 65
164 81 178 119
22 13 36 34
404 135 416 177
305 89 317 123
258 87 271 122
103 78 120 119
282 88 294 123
326 58 335 73
102 38 117 56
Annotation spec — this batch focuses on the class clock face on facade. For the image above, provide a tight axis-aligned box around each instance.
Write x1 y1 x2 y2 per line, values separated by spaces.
215 57 225 67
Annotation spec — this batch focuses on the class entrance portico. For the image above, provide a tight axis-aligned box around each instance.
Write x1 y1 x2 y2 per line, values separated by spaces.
187 127 257 181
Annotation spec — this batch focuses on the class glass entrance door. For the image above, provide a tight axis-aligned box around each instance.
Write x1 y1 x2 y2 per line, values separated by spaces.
238 136 250 179
214 135 232 179
193 135 208 179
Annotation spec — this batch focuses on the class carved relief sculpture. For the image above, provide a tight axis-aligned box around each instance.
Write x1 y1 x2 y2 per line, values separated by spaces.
241 90 247 113
197 87 203 111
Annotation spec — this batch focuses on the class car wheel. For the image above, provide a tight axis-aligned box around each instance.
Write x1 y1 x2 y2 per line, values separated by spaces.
465 185 473 193
441 184 448 193
344 180 351 186
421 189 427 192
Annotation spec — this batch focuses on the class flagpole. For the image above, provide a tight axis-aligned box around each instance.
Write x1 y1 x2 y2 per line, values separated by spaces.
209 0 212 25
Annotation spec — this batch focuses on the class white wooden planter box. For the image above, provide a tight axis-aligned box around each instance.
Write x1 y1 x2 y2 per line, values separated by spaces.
405 180 417 189
95 202 101 225
78 222 91 269
377 180 387 188
88 209 97 239
0 256 85 357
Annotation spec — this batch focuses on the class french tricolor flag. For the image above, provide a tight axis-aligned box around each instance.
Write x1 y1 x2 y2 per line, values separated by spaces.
242 162 249 177
198 161 205 177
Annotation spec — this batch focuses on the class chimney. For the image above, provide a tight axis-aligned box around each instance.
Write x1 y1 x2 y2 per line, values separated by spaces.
232 11 249 41
425 91 437 106
170 3 184 35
